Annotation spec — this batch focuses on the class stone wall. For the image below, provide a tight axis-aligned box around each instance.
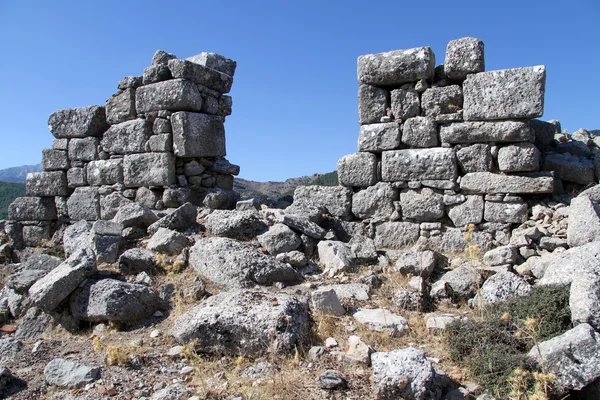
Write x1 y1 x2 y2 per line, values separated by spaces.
6 50 239 248
332 37 595 251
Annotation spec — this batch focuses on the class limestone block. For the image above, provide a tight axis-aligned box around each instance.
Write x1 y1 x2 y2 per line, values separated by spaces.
67 187 100 221
381 148 457 181
171 112 225 157
101 118 152 154
542 153 595 185
123 153 175 188
421 85 463 118
374 222 420 249
186 52 237 77
105 88 136 125
48 106 108 138
357 47 435 86
460 172 554 194
358 123 400 152
358 85 389 125
26 172 68 197
401 117 437 148
67 167 86 188
440 120 533 144
8 197 57 221
444 37 485 81
400 188 444 221
352 182 396 220
484 201 528 224
135 79 203 113
68 137 98 161
456 144 492 173
390 89 419 120
338 152 378 187
86 159 123 186
447 195 484 227
168 59 233 94
42 149 69 171
497 143 541 172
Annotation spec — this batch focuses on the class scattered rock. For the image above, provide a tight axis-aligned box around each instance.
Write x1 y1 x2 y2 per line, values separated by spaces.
44 358 101 388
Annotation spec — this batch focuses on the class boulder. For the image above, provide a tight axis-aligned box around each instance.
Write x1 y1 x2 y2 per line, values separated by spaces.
169 289 309 356
353 308 408 336
430 265 482 300
257 223 302 256
483 245 518 266
189 237 301 289
310 289 345 316
444 37 485 81
478 272 532 304
317 240 355 277
293 186 353 221
345 335 374 365
204 210 266 240
89 220 123 264
570 273 600 331
393 250 439 279
44 358 100 388
147 202 198 235
567 196 600 247
112 202 158 229
118 248 158 275
275 212 326 239
358 47 436 86
48 106 108 138
63 220 93 256
542 153 595 185
147 228 191 255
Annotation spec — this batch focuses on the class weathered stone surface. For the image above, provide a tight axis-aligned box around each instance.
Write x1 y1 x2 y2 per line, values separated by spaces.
190 237 301 288
26 171 68 196
440 120 533 144
148 202 198 235
483 245 518 266
358 85 389 125
381 148 457 181
204 210 266 240
351 182 396 220
455 144 492 173
101 119 152 154
426 228 493 254
63 220 92 256
86 159 123 186
112 202 157 228
203 188 237 209
497 143 541 172
353 308 408 336
44 358 100 388
478 272 532 304
317 240 355 277
117 76 142 90
358 123 400 152
460 172 554 194
372 348 436 400
444 37 485 81
48 106 108 138
257 223 302 256
338 152 378 187
67 187 100 221
311 289 345 316
426 314 460 334
567 196 600 247
374 222 420 249
142 64 172 84
70 279 158 322
67 167 86 188
151 50 176 66
463 66 546 120
168 59 233 94
393 250 438 279
570 272 600 331
542 153 595 185
484 201 527 224
421 86 463 118
89 220 122 264
358 47 436 86
135 79 203 113
293 186 353 221
170 289 309 356
147 228 191 255
532 119 560 153
118 248 158 275
317 370 346 390
6 254 62 294
402 116 437 148
42 148 69 170
276 212 326 239
345 335 374 365
528 324 600 393
400 188 444 221
431 265 482 300
123 153 175 187
68 137 98 161
447 195 484 227
171 112 225 157
106 88 136 125
28 248 97 312
537 242 600 285
8 197 57 221
186 52 237 77
391 89 420 120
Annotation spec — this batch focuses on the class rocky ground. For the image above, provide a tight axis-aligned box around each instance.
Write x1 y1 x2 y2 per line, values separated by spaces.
1 184 600 399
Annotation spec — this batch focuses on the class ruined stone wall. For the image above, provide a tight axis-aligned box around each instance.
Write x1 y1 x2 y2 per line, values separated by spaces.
332 37 589 252
6 50 239 247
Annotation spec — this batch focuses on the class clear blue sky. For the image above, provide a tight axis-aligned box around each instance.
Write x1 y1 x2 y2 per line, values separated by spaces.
0 0 598 181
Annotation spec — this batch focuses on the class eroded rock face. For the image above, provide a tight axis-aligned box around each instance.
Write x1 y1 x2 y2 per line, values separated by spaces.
169 289 309 356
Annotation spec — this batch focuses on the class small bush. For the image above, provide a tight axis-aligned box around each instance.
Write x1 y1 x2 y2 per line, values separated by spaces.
446 285 571 398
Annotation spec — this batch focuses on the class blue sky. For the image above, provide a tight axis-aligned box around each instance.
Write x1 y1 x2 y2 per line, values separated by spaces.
0 0 598 181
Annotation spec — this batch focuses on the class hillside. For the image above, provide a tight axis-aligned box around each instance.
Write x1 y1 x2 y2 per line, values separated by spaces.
0 163 41 183
234 171 338 199
0 181 25 219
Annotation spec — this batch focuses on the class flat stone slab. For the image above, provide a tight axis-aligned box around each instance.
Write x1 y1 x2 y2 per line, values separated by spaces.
8 197 57 221
168 59 233 94
135 79 203 113
358 47 435 87
48 106 108 138
381 148 457 181
353 308 408 336
26 171 68 197
123 153 175 188
440 120 533 144
463 66 546 120
460 172 554 194
171 112 225 157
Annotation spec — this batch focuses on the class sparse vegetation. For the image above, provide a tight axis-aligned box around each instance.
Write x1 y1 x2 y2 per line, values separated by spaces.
0 181 25 219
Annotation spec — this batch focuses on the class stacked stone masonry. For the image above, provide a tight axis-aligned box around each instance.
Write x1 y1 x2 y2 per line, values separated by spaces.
339 37 596 245
7 50 239 247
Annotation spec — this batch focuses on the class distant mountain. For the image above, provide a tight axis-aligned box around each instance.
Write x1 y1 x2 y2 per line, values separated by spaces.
0 163 42 183
0 182 25 219
234 171 339 199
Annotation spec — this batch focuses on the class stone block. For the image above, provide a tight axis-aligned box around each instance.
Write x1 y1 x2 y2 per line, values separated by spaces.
338 152 378 187
358 85 388 125
542 153 595 185
444 37 485 81
358 123 400 152
86 159 123 186
52 139 68 150
421 85 463 118
142 64 172 84
147 134 173 152
171 112 225 157
567 196 600 247
357 47 435 86
381 148 457 181
400 188 444 221
48 106 108 138
135 79 203 114
42 149 69 171
292 186 353 221
8 197 57 221
460 172 554 194
123 153 175 188
440 120 533 144
532 119 560 153
105 88 136 125
67 187 100 221
497 143 541 172
463 66 546 120
401 117 437 148
484 201 527 224
68 137 98 161
67 167 86 188
101 118 152 154
26 171 68 196
456 144 492 173
186 52 237 77
447 195 484 227
374 222 420 249
151 50 176 66
218 95 233 117
352 182 396 220
117 76 142 90
168 59 233 94
390 89 419 120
